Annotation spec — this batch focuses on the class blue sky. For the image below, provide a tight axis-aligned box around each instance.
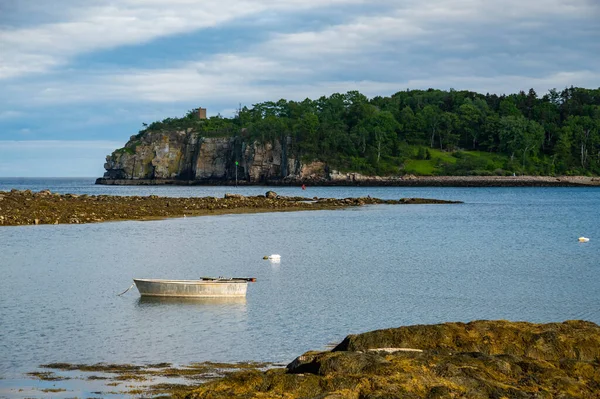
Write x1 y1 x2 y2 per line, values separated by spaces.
1 0 599 177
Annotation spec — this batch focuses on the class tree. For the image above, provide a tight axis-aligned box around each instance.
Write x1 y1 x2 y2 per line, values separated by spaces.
398 106 418 143
565 115 597 169
499 98 522 118
499 116 544 170
555 126 573 173
419 105 443 148
458 103 483 149
293 113 319 155
250 115 288 143
369 111 400 162
439 112 460 151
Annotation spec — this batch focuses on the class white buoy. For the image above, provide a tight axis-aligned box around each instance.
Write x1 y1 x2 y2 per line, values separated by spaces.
578 237 590 243
263 254 281 263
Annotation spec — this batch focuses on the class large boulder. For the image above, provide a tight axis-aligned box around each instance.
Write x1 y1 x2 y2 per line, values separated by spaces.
332 320 600 362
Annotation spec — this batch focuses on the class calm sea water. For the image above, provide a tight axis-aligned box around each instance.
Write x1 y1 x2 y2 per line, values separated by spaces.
1 179 599 386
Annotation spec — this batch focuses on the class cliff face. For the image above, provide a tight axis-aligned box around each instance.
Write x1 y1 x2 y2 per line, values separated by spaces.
102 130 306 183
100 131 600 186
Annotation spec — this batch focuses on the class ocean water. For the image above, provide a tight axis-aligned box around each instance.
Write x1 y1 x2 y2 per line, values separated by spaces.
0 178 599 390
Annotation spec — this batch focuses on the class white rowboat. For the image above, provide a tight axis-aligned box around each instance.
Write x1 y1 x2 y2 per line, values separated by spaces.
133 277 255 298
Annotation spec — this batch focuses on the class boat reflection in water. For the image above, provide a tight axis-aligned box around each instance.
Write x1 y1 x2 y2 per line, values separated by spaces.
136 295 247 307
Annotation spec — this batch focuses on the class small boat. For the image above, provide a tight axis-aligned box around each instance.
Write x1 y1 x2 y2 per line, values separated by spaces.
578 237 590 243
133 277 255 298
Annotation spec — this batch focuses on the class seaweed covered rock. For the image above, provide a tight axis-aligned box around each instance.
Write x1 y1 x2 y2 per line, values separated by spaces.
332 320 600 362
0 190 461 226
183 320 600 399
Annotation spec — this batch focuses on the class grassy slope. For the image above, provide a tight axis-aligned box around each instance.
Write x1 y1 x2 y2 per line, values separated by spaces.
402 148 510 176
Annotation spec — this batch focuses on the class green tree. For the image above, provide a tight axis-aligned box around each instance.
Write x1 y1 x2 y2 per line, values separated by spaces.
419 105 443 148
565 115 597 169
499 116 544 170
398 106 418 143
554 126 573 173
458 103 483 149
293 113 319 155
439 112 460 151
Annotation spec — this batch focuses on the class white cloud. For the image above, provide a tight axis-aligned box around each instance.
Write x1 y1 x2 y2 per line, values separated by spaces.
0 0 367 80
1 0 599 112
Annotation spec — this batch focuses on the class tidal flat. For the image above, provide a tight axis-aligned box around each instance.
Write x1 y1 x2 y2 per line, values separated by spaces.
0 189 460 226
19 361 275 398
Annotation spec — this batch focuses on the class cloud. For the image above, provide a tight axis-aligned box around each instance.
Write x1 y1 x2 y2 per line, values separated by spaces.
0 0 367 80
1 0 599 176
4 0 597 111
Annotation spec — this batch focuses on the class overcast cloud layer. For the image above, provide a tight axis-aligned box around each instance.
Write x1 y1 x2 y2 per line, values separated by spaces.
1 0 599 176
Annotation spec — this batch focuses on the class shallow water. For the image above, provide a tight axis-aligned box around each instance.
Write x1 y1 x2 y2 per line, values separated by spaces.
1 179 599 395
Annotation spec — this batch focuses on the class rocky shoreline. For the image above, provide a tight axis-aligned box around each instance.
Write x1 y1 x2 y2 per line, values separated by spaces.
96 175 600 187
182 320 600 399
24 320 600 398
0 190 461 226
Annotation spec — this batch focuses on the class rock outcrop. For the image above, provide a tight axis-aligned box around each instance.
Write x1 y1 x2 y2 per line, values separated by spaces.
184 320 600 399
101 130 302 183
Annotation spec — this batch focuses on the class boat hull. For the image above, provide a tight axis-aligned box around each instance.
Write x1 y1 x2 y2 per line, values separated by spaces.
133 279 248 298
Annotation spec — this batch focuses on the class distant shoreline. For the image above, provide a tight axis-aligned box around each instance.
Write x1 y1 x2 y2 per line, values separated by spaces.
96 175 600 187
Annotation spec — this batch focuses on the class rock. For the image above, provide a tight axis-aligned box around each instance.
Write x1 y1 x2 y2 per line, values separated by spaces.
102 132 302 183
287 351 388 376
0 191 459 226
286 351 324 374
185 320 600 399
333 320 600 362
265 191 278 199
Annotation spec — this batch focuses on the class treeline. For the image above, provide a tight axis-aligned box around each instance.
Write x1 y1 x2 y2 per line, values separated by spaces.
140 87 600 176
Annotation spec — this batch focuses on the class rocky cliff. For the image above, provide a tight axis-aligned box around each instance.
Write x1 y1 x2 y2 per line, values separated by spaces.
100 130 306 183
98 130 600 186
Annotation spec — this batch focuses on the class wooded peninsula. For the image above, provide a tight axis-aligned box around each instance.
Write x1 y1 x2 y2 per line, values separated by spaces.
123 87 600 178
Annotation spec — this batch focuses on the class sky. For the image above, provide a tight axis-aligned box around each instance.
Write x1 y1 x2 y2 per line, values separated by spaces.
1 0 599 177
